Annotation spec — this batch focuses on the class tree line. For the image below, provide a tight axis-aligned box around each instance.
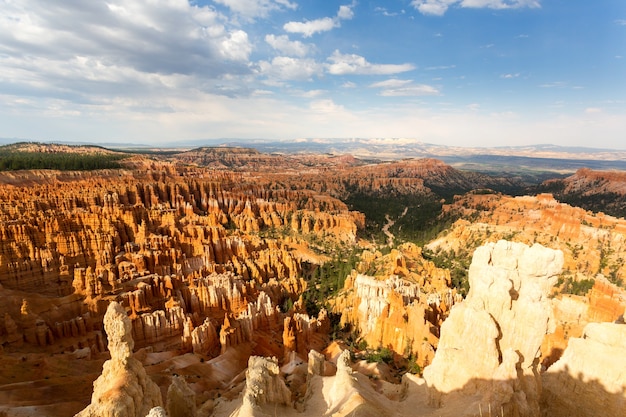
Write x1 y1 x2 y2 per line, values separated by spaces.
0 151 126 171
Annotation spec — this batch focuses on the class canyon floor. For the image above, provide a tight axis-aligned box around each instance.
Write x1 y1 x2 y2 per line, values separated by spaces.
0 143 624 417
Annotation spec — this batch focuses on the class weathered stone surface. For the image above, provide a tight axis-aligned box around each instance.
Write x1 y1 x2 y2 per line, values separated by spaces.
542 322 626 417
423 240 564 417
282 309 329 361
167 375 196 417
76 301 163 417
334 243 455 367
231 356 292 417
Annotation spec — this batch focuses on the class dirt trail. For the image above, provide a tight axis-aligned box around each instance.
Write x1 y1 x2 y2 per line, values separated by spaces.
382 207 408 247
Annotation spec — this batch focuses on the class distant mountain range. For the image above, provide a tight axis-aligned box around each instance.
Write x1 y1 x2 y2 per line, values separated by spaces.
3 137 626 174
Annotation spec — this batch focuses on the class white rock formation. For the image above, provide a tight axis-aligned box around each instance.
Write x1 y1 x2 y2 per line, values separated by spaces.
167 375 196 417
423 240 564 417
231 356 292 417
75 301 163 417
542 322 626 417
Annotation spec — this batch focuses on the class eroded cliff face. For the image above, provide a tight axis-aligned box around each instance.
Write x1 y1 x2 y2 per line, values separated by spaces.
542 322 626 417
427 192 626 367
539 168 626 218
423 241 563 417
333 243 457 368
0 158 361 416
0 151 624 417
213 240 621 417
431 192 626 281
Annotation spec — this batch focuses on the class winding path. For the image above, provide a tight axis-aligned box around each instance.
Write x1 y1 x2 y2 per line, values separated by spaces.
382 207 408 247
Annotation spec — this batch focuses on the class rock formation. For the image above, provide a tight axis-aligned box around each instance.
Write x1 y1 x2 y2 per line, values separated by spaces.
423 240 564 417
538 167 626 218
231 356 292 417
75 301 163 417
334 243 455 367
542 322 626 417
166 376 196 417
1 147 625 417
429 192 626 283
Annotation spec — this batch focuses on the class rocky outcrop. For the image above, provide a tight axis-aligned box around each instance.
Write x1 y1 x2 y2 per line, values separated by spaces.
334 243 455 367
541 276 626 368
538 168 626 218
167 376 196 417
423 240 564 417
282 310 330 361
542 322 626 417
76 301 163 417
430 192 626 291
219 292 282 354
232 356 292 416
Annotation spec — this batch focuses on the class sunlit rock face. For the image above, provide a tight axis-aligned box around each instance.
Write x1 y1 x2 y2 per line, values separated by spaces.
542 322 626 417
75 301 163 417
423 240 564 417
230 356 292 417
334 243 456 368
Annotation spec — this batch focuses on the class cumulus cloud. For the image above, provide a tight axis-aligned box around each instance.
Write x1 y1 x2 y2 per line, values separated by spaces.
258 56 323 81
0 0 254 105
265 34 312 57
213 0 297 19
284 2 355 37
411 0 540 16
327 51 415 75
369 79 439 96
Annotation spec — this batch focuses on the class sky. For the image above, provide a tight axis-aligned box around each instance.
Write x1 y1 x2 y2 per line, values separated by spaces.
1 0 625 149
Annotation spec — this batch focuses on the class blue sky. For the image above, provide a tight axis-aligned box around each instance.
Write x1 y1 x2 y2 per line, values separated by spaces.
1 0 625 149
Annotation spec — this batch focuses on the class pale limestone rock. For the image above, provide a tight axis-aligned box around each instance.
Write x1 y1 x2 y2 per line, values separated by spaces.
423 240 563 417
75 301 163 417
167 376 196 417
542 322 626 417
307 349 325 378
233 356 292 417
145 407 168 417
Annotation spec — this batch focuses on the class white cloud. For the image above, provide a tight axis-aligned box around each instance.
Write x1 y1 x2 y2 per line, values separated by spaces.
369 79 439 96
283 17 337 38
0 0 253 94
411 0 540 16
265 34 312 57
213 0 297 19
327 51 415 75
369 79 413 88
219 30 252 61
500 73 520 79
309 99 344 113
283 3 355 37
411 0 457 16
374 7 403 17
258 57 323 81
337 4 355 20
615 19 626 26
585 107 602 114
299 90 326 98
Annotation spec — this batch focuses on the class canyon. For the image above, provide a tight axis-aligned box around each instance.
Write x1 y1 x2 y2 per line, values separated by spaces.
0 144 624 416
